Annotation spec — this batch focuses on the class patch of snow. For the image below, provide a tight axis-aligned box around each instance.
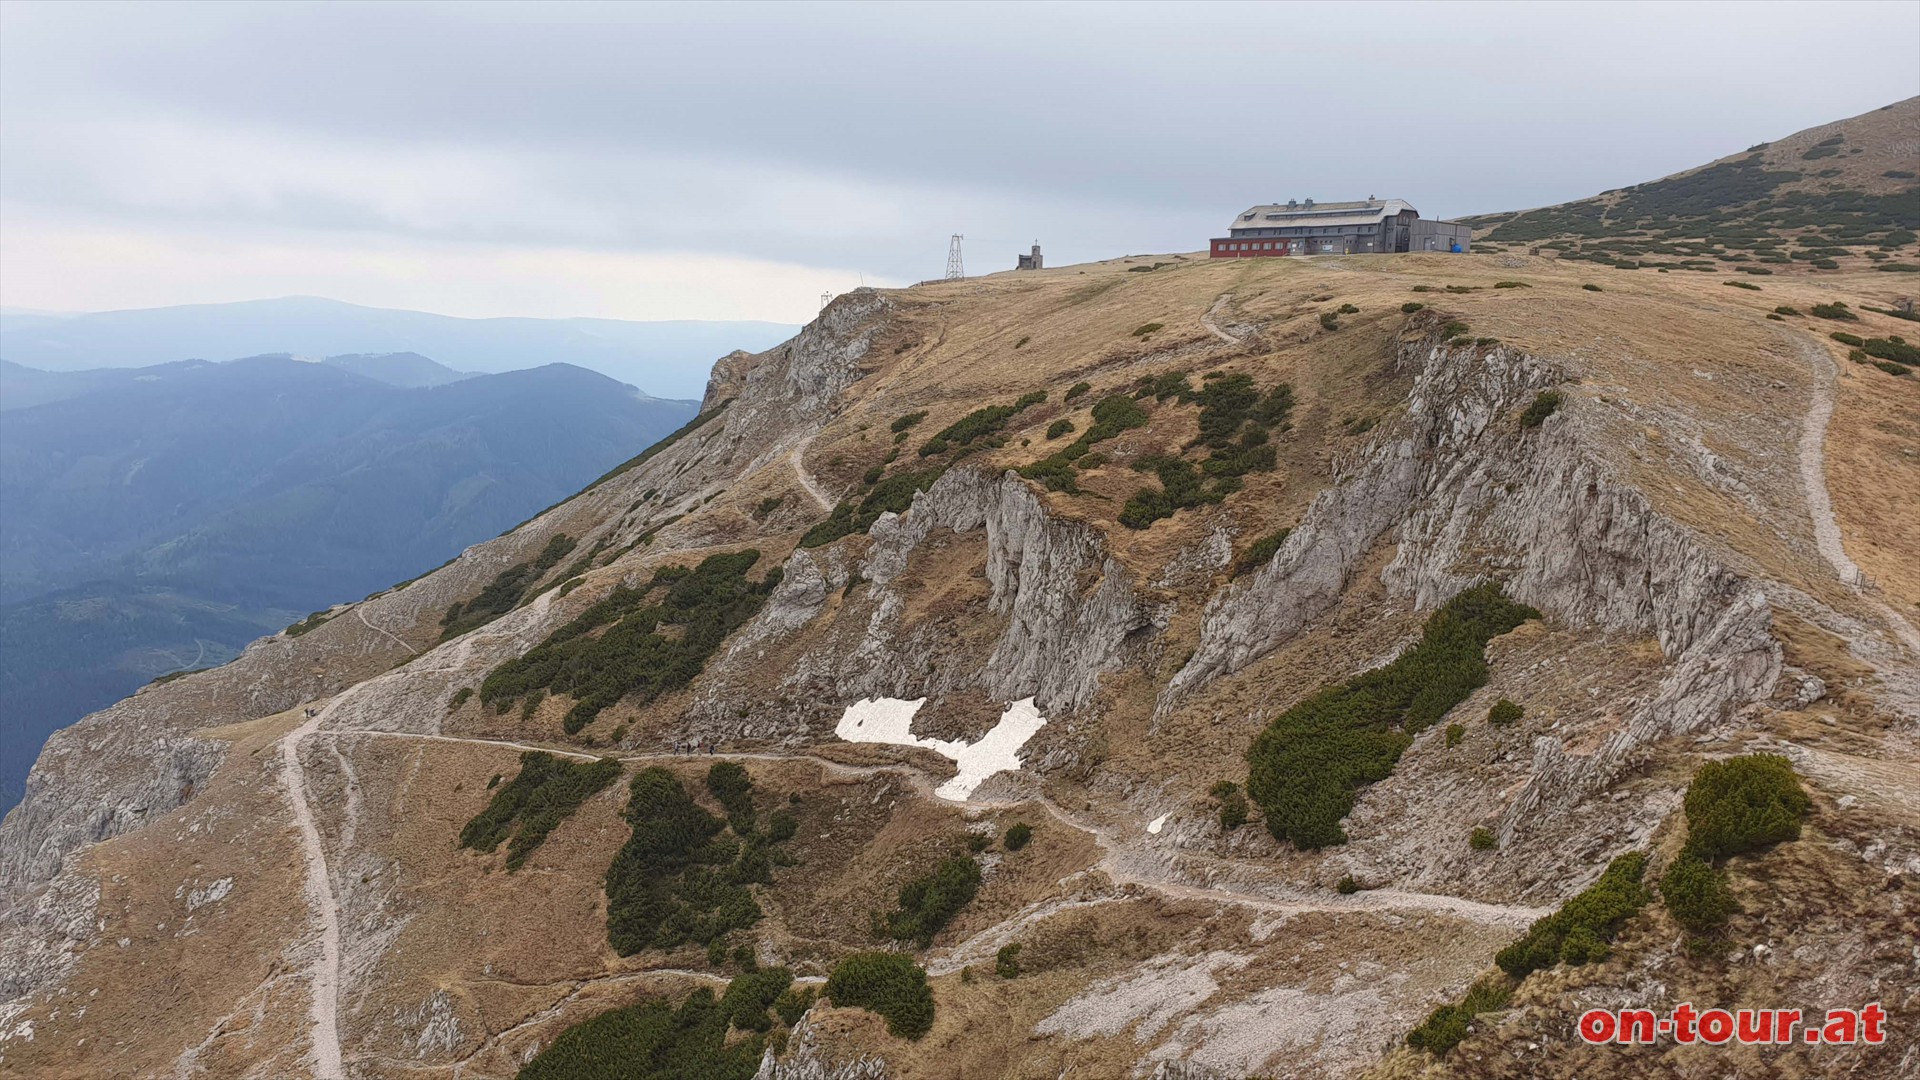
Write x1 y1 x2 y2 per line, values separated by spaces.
1147 813 1170 835
834 696 1048 801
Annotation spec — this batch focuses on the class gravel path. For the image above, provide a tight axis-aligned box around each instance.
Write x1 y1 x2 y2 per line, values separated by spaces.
790 431 836 511
315 729 1547 927
357 606 418 656
1794 336 1920 656
280 708 345 1079
1201 293 1242 344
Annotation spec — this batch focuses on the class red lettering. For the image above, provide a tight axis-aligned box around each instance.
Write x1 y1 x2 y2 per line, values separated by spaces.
1862 1003 1886 1044
1578 1009 1617 1044
1618 1008 1657 1044
1822 1009 1859 1044
1774 1009 1802 1044
1736 1009 1773 1044
1699 1009 1734 1044
1672 1002 1699 1044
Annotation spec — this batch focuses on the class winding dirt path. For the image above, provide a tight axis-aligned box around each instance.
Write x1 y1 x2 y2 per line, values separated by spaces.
1794 337 1920 656
789 431 836 511
315 728 1545 927
357 605 419 656
1201 292 1242 344
279 709 345 1079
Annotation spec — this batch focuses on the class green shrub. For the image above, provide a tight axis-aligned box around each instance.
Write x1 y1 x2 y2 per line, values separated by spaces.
1723 280 1762 290
1873 360 1912 376
1065 381 1092 402
1518 390 1562 428
1487 699 1523 727
891 411 929 434
1013 335 1031 349
480 551 780 733
884 856 982 947
774 986 816 1027
1337 303 1359 314
720 967 793 1032
449 687 474 711
1495 852 1649 977
1406 977 1512 1057
1440 321 1469 338
1774 305 1801 316
441 534 579 641
826 952 934 1039
603 765 793 956
1494 281 1531 289
1446 723 1466 748
1681 754 1809 861
1336 874 1361 895
1470 826 1496 850
1661 853 1737 934
1319 312 1340 331
1475 337 1499 347
1017 393 1153 496
800 467 948 547
995 943 1023 979
1116 376 1291 529
460 752 621 871
1004 822 1033 851
1233 527 1291 577
1046 419 1075 440
284 609 335 637
1133 322 1164 337
1582 284 1602 292
518 984 768 1080
917 392 1046 457
1402 302 1426 313
1864 337 1920 364
706 761 756 833
1811 302 1859 321
1831 331 1865 347
1246 585 1539 849
1210 781 1249 830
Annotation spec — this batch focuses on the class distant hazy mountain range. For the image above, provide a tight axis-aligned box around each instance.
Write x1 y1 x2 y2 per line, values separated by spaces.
0 351 703 811
0 296 798 400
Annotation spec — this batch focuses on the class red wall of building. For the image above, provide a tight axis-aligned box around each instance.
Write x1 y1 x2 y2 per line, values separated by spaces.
1209 238 1300 258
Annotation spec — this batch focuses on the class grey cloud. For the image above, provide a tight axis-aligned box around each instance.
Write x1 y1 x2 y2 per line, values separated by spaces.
4 0 1918 294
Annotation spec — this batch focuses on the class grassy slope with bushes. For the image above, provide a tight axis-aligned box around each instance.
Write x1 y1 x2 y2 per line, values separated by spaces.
603 764 796 956
459 751 621 870
1246 584 1539 848
480 551 779 733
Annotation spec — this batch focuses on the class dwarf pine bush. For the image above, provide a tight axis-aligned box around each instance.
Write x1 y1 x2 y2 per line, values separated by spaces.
826 952 934 1039
1246 585 1539 849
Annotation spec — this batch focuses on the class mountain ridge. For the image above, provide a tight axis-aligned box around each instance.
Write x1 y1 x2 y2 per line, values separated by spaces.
1 111 1917 1078
0 295 798 400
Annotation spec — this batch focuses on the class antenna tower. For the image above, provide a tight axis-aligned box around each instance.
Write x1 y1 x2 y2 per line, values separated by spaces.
945 234 965 280
820 291 832 311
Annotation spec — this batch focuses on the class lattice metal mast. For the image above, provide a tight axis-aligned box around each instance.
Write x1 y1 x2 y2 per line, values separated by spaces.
945 234 964 280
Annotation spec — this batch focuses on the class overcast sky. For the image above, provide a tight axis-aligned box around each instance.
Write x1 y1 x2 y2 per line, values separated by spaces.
3 0 1916 324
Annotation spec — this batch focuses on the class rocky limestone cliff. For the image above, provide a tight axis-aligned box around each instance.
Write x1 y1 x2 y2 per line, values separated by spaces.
1164 325 1780 829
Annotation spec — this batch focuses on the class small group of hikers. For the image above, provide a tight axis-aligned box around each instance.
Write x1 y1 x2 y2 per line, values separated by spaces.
671 739 719 755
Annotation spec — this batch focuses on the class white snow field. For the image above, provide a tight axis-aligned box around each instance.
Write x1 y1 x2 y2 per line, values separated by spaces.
834 696 1048 800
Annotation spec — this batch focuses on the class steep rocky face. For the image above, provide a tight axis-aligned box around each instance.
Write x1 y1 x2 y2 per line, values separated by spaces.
1165 324 1782 845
